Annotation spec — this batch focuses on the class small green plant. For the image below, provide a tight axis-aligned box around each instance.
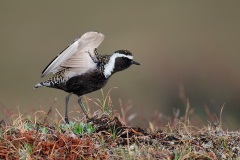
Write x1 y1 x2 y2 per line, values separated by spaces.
59 121 75 132
73 122 85 135
101 89 108 113
100 89 115 116
19 143 33 160
101 138 105 150
85 123 95 134
111 126 118 140
174 150 180 160
60 121 95 135
73 122 95 135
23 122 33 131
40 126 48 134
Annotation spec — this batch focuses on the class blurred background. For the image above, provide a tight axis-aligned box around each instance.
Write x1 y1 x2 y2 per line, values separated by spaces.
0 1 240 130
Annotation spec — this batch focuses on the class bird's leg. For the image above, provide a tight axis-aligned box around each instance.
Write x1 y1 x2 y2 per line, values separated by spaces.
78 96 89 119
65 93 73 123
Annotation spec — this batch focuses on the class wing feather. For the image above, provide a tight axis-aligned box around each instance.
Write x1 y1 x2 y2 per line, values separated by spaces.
41 31 105 77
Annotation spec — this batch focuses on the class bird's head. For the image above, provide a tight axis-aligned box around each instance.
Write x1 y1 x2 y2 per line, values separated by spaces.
103 50 140 78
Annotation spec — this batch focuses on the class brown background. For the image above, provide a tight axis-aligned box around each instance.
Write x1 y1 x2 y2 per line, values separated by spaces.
0 1 240 129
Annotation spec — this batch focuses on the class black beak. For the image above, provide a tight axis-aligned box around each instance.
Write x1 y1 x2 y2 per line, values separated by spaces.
131 60 140 65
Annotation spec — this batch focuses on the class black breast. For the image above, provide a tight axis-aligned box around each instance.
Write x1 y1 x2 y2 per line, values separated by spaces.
65 70 109 96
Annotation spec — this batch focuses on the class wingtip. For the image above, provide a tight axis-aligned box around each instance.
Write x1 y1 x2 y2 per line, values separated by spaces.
83 31 105 38
41 71 47 78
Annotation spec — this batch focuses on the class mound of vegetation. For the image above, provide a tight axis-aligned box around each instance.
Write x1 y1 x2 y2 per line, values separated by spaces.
0 91 239 159
0 111 239 160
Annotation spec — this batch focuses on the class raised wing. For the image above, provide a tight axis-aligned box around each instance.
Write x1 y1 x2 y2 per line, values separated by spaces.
41 31 105 77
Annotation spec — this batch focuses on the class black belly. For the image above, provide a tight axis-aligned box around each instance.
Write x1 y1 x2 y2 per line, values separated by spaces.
61 71 109 96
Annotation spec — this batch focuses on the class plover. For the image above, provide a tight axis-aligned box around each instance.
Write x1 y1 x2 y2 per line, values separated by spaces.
34 31 140 123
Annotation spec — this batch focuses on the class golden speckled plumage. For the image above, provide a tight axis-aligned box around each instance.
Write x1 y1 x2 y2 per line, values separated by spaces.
38 50 111 88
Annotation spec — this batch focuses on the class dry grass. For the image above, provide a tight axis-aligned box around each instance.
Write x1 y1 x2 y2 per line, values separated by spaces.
0 112 239 160
0 92 239 159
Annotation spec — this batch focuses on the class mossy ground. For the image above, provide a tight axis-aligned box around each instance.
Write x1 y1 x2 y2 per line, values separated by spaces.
0 92 239 159
0 110 239 160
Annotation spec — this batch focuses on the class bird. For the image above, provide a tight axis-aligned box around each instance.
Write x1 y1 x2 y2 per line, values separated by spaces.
34 31 140 123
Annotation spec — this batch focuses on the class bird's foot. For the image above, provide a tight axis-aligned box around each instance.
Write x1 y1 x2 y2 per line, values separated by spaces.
65 117 70 124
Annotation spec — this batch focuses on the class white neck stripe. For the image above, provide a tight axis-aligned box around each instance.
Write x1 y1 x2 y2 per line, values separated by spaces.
103 53 133 78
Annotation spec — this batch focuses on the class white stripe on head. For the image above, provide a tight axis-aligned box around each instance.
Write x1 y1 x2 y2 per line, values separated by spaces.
104 53 133 78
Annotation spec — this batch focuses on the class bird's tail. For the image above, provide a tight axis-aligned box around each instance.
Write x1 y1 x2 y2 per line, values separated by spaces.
34 80 52 89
